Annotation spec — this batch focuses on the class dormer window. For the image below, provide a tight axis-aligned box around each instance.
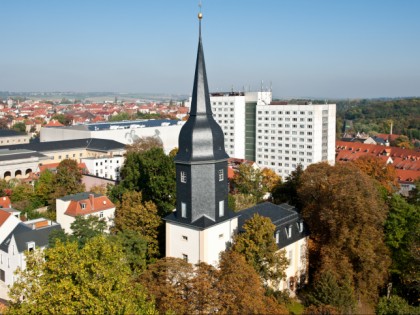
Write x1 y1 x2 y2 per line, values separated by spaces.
275 230 280 244
297 221 304 233
218 169 224 181
180 171 187 183
285 225 292 238
81 203 86 209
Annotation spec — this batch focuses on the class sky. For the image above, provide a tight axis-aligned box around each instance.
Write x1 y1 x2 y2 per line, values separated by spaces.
1 0 419 99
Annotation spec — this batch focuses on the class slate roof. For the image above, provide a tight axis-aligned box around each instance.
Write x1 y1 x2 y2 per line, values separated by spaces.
7 138 125 153
0 149 48 162
0 130 26 137
165 208 239 230
175 20 228 163
0 222 61 253
238 202 309 249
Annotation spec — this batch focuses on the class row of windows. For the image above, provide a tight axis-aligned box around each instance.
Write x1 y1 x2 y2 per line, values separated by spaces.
212 102 235 106
95 160 120 166
258 154 312 160
258 117 313 122
58 153 83 159
257 142 313 148
180 200 225 218
180 170 224 183
257 124 313 131
258 110 313 115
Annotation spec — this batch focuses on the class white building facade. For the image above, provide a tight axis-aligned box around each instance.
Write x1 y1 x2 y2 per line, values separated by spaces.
255 102 336 177
81 155 124 180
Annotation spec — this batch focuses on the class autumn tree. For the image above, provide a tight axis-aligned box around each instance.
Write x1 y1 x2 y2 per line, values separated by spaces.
352 155 398 193
139 257 194 315
53 159 85 196
298 162 391 302
218 250 288 315
232 213 288 288
232 163 264 202
114 191 161 258
8 236 157 314
125 136 163 153
261 167 282 192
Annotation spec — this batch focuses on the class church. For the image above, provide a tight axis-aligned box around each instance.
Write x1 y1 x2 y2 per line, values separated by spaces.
164 12 308 293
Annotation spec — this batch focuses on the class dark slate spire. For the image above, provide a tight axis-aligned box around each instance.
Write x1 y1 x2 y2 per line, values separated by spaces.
167 12 235 226
175 15 228 163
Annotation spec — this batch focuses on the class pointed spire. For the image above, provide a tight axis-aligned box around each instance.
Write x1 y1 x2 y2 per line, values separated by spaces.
189 11 212 116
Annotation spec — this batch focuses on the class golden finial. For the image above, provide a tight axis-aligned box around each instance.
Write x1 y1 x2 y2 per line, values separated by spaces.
198 1 203 19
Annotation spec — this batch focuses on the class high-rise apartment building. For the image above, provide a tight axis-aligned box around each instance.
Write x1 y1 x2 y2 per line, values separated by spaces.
255 102 336 176
210 91 272 160
186 91 272 160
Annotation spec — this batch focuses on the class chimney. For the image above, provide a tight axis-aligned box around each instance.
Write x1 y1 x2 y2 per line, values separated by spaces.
89 194 94 210
390 121 393 135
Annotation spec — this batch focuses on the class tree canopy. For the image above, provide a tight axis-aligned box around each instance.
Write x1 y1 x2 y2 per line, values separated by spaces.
119 147 176 216
8 236 157 314
232 213 288 288
114 191 161 259
298 162 391 302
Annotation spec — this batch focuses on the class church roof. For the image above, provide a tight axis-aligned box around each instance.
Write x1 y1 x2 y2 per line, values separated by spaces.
238 202 309 249
175 20 228 164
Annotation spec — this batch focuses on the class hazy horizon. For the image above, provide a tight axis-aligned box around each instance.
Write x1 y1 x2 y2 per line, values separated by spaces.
1 0 419 99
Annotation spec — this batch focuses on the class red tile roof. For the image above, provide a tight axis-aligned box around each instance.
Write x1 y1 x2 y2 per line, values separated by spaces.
64 195 115 217
0 196 12 209
44 119 64 127
0 209 11 227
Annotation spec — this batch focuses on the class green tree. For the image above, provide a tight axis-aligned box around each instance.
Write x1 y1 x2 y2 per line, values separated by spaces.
70 215 107 247
272 164 304 209
384 194 420 303
8 236 157 314
12 122 26 133
232 164 264 202
53 159 85 197
306 271 356 314
232 214 288 288
114 191 161 259
298 162 391 302
110 230 149 275
120 148 176 216
108 112 132 122
376 295 419 315
392 135 414 149
34 169 55 206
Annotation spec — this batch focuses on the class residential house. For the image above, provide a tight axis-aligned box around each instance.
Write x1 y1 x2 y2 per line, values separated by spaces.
56 192 115 234
0 217 61 286
238 202 309 296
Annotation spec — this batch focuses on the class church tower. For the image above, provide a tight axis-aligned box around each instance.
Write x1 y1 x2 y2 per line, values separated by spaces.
165 12 238 266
